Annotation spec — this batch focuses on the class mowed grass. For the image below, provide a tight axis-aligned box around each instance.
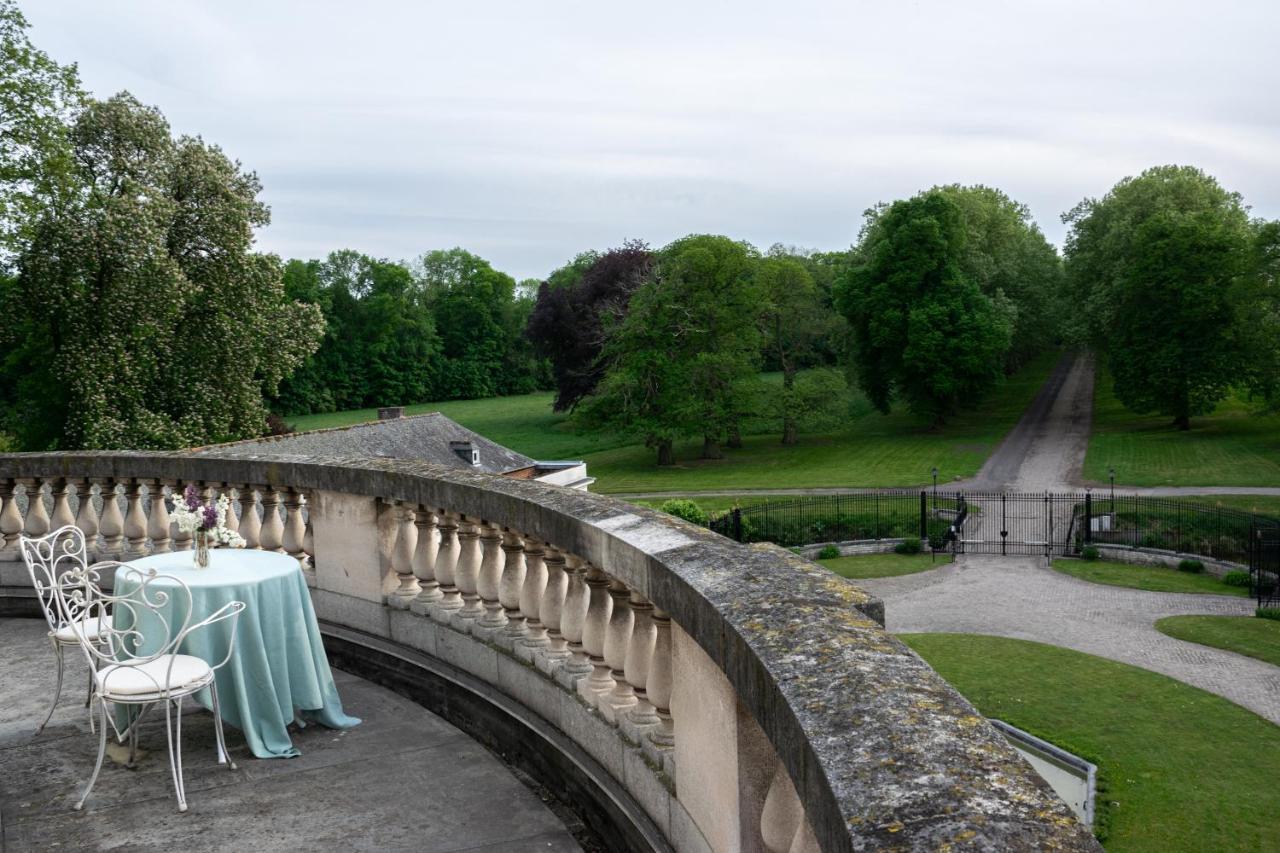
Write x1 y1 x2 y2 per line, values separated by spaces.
901 634 1280 851
1083 367 1280 487
287 351 1062 494
1051 558 1248 597
1156 616 1280 668
818 551 950 579
1178 494 1280 518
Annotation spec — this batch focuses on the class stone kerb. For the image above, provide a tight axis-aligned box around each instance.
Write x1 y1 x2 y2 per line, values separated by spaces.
1092 544 1244 578
0 451 1098 852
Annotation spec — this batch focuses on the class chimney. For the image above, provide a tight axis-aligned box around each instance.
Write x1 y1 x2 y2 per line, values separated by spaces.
377 406 404 420
449 440 480 467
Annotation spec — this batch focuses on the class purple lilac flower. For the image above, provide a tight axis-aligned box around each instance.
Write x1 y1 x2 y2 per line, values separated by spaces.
184 484 201 512
201 503 219 531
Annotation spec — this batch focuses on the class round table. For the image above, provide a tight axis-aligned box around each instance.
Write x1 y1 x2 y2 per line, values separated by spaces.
113 549 359 758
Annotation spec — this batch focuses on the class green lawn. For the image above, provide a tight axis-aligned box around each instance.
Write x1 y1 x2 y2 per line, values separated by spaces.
1084 367 1280 487
1177 494 1280 518
901 634 1280 851
1156 616 1280 668
818 551 950 579
286 351 1061 494
1051 558 1247 596
626 495 756 516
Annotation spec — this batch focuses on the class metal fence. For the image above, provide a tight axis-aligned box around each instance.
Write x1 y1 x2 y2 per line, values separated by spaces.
709 491 1280 606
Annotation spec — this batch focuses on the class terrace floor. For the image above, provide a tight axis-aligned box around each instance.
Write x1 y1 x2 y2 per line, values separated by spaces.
0 617 583 852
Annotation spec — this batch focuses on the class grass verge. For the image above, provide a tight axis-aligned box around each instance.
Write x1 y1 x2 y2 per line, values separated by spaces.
1155 615 1280 668
1083 366 1280 487
818 552 950 579
1051 558 1247 596
901 633 1280 851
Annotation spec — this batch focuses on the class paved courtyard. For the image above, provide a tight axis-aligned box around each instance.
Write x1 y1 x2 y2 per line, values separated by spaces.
0 617 582 853
859 554 1280 724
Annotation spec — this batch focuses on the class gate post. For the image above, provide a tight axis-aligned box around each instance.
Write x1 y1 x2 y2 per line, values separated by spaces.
920 491 928 542
732 507 742 542
1084 492 1093 546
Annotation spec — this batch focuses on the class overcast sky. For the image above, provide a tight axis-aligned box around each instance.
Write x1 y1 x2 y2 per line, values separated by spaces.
23 0 1280 281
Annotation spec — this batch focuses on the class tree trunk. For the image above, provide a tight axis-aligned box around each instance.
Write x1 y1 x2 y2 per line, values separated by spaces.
782 417 798 445
1173 382 1191 431
702 436 723 460
727 427 743 449
657 439 675 466
1174 413 1191 431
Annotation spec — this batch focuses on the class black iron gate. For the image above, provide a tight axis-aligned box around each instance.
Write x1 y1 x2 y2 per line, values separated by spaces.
947 491 1083 559
1253 524 1280 608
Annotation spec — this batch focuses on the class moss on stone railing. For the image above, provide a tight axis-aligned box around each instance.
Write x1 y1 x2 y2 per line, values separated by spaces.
0 451 1098 852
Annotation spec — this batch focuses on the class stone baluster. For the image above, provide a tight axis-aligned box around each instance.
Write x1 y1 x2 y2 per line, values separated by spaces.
476 523 506 633
516 540 549 659
50 479 75 531
0 479 22 554
238 485 261 549
300 493 315 579
761 760 821 853
497 530 527 647
558 556 593 689
430 511 463 622
221 485 240 537
96 479 124 558
622 592 660 740
647 607 675 758
73 480 100 559
259 486 285 553
578 566 615 704
408 509 441 615
452 517 483 628
123 480 149 557
600 579 638 723
169 481 193 551
282 488 307 565
146 480 172 554
536 546 571 674
20 479 49 539
387 501 419 609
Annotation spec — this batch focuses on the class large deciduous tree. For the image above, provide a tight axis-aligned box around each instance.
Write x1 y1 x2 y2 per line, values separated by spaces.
1 93 323 449
1063 165 1255 429
525 241 652 412
836 190 1013 425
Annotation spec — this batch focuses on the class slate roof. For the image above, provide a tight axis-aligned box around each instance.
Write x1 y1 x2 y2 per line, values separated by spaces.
190 412 537 475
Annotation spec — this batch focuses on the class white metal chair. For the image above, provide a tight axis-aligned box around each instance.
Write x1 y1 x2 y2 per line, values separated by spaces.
20 526 108 734
51 545 246 812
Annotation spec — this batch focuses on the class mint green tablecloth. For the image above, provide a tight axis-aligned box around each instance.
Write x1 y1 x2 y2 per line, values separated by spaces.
112 549 359 758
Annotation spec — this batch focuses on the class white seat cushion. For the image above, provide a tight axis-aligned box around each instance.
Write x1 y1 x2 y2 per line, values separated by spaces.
95 654 213 697
53 614 109 643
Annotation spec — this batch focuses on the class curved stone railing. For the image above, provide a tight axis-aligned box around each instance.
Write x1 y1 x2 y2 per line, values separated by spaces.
0 452 1097 852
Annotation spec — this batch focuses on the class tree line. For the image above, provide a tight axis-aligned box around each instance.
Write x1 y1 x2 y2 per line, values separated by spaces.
1 0 1277 459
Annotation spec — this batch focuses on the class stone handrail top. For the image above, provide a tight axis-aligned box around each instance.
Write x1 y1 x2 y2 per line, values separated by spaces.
0 450 1097 852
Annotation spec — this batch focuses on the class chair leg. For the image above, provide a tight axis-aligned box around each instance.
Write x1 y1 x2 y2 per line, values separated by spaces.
74 701 108 811
85 668 96 735
210 681 236 771
127 713 139 769
164 696 188 812
37 640 65 735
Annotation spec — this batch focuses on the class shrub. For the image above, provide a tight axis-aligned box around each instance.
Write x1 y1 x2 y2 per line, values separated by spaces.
266 412 294 436
660 499 708 527
1177 558 1204 574
927 532 947 551
894 537 923 555
1222 571 1252 588
816 545 840 560
1257 608 1280 622
1080 545 1100 561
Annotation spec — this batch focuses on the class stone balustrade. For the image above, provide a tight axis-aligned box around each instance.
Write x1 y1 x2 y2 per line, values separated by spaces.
0 452 1097 853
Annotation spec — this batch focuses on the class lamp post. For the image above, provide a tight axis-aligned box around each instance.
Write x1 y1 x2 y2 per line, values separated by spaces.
1108 467 1115 508
931 467 938 513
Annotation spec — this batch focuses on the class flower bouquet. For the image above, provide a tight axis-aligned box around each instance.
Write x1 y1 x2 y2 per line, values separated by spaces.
171 485 246 568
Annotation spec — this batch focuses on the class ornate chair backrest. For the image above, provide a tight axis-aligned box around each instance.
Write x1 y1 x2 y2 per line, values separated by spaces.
51 558 244 696
20 525 91 634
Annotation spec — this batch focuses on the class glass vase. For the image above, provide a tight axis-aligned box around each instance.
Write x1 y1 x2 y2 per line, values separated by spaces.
194 530 211 569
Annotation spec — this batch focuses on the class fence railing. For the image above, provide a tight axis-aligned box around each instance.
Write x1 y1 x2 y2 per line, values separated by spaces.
709 490 1280 606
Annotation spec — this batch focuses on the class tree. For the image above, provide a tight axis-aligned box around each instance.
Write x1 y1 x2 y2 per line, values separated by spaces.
1 93 322 449
526 241 652 411
580 235 760 464
0 0 81 266
1063 165 1254 429
757 252 842 443
836 190 1013 424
